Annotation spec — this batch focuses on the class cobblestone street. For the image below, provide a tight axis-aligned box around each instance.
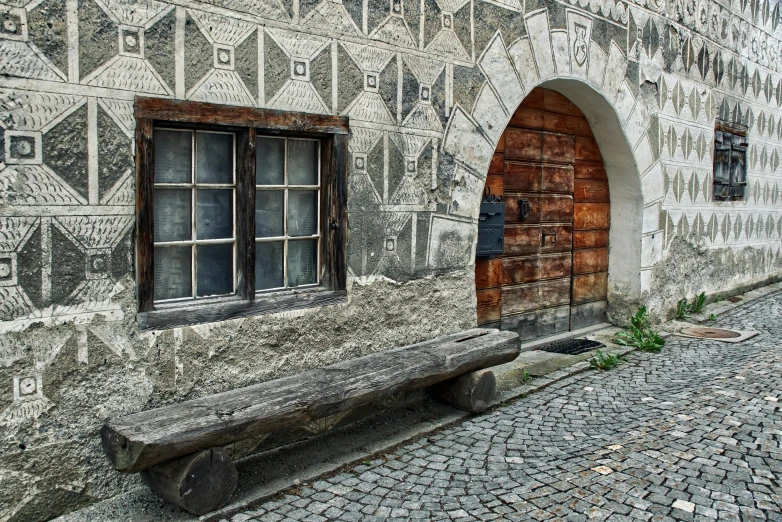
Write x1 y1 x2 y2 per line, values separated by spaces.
231 292 782 522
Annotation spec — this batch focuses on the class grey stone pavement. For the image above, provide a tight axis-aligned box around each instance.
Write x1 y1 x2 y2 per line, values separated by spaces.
226 292 782 522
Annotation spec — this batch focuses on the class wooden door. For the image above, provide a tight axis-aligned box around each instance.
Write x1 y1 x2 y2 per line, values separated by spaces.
476 88 610 341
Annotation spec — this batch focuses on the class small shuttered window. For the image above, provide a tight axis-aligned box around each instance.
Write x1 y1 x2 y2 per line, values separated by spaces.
713 122 747 201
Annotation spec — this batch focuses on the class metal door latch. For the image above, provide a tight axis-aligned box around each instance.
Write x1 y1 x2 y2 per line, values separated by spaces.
518 198 529 221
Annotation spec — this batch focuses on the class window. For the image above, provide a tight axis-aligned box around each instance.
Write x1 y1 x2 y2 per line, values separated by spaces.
153 129 237 301
713 122 747 201
255 137 320 291
135 99 348 329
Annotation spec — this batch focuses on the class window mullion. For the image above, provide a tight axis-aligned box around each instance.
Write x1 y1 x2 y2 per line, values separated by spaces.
235 127 256 299
191 130 197 298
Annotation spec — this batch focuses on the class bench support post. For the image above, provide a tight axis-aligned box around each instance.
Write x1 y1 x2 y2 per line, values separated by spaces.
139 447 238 516
432 369 496 413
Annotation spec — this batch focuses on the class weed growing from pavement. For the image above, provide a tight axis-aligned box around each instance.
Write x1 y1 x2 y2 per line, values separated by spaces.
520 369 532 384
590 349 620 371
676 292 707 319
676 298 689 319
613 306 665 352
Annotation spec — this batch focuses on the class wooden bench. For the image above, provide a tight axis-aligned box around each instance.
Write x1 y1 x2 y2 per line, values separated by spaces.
101 328 519 514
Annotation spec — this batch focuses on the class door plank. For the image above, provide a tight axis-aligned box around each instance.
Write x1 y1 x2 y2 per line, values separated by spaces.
572 247 609 274
504 162 541 191
570 301 608 330
539 278 571 308
574 160 607 179
542 133 576 163
505 128 543 161
477 288 502 323
495 132 505 153
501 256 540 285
541 165 574 193
489 152 505 174
575 137 602 161
504 224 541 254
574 179 609 202
484 174 504 198
539 252 572 280
573 229 609 248
518 87 545 110
543 89 585 117
502 305 570 341
504 194 541 224
543 113 593 137
539 224 572 253
475 258 502 289
540 195 574 223
501 283 539 315
572 272 608 303
509 107 545 129
574 203 610 230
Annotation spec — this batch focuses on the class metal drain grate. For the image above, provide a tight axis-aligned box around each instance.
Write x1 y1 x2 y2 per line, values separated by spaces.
680 327 742 339
539 338 605 355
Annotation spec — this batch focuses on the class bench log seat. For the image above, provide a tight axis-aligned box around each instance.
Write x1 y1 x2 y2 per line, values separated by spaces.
102 328 519 514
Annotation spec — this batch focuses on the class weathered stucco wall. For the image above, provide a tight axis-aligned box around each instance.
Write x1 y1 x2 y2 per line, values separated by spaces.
1 0 782 517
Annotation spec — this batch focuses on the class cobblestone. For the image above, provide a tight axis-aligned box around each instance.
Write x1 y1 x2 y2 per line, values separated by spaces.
233 291 782 521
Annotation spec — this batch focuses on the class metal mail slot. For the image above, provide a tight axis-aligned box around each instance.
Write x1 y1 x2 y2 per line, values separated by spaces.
477 199 505 258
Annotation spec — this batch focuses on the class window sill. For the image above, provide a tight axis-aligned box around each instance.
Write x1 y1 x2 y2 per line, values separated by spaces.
137 288 347 331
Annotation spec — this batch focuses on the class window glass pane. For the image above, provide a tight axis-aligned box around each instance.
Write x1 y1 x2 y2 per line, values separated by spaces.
196 189 233 240
154 189 191 242
154 246 192 300
255 190 284 238
256 137 285 185
196 132 233 184
288 190 317 236
288 139 318 185
196 243 233 296
154 129 192 183
288 239 317 287
255 241 284 290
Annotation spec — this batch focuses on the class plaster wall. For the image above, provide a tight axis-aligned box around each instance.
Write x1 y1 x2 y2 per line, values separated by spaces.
0 0 781 518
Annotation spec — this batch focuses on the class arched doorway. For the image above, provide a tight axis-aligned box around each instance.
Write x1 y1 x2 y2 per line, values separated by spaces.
476 87 611 341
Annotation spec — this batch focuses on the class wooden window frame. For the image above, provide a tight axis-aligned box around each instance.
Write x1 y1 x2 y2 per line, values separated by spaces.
135 98 348 330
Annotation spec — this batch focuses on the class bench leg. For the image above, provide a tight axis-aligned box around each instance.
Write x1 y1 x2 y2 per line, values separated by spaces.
432 369 496 413
140 447 238 515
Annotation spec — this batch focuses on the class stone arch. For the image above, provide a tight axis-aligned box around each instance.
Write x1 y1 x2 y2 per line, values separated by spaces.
440 26 650 319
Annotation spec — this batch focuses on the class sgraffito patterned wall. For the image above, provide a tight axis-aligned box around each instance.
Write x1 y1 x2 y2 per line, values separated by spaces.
1 0 782 517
